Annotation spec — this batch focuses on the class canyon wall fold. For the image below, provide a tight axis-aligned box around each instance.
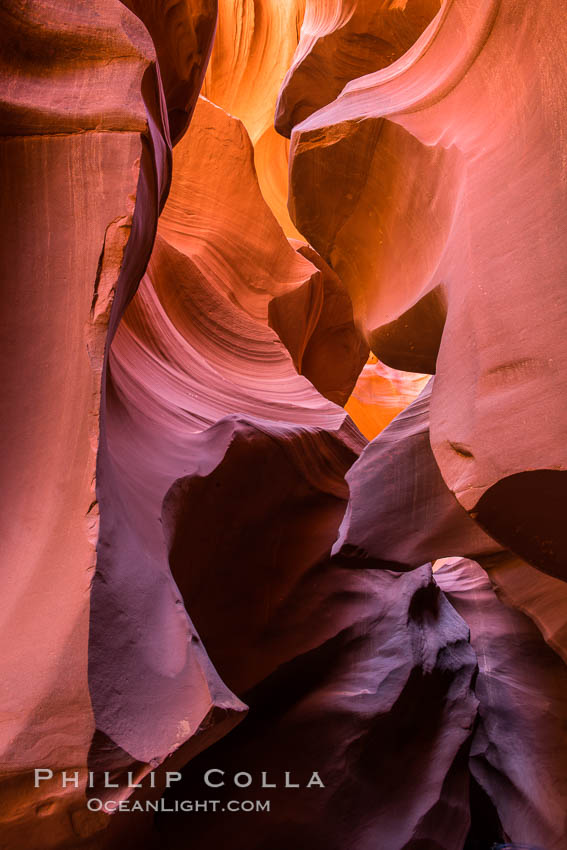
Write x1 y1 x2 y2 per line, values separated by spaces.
334 381 501 568
283 0 567 580
157 561 477 850
436 559 567 850
0 2 157 845
94 87 368 825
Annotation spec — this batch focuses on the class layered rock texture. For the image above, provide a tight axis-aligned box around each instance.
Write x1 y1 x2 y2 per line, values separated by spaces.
0 2 157 846
284 0 567 579
202 0 307 237
2 0 567 849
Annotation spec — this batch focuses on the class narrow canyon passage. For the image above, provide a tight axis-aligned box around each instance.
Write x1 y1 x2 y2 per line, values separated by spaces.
1 2 566 850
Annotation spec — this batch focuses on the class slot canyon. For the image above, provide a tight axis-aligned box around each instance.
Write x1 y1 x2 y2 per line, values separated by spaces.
0 1 566 849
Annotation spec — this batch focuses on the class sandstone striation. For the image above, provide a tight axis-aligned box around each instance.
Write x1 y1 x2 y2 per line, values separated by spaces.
275 0 441 136
202 0 306 236
0 1 156 845
284 0 567 579
157 96 315 323
203 0 305 146
94 89 368 805
121 0 218 144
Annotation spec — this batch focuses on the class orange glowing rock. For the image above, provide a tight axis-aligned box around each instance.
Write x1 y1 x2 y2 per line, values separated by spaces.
345 355 430 440
154 95 366 405
254 125 303 239
203 0 305 145
158 96 315 323
202 0 306 236
3 1 567 847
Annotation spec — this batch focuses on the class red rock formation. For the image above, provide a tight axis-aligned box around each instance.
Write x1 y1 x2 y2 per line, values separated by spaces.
3 1 567 848
334 381 501 568
157 96 315 322
92 89 368 814
268 244 368 406
285 0 567 579
153 94 366 405
121 0 218 144
436 558 567 850
157 551 477 850
0 2 241 846
0 2 157 845
202 0 306 236
88 59 250 829
480 551 567 665
88 90 371 843
288 113 460 345
275 0 441 136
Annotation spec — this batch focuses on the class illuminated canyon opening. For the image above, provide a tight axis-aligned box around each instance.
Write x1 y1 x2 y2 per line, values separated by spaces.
1 2 566 850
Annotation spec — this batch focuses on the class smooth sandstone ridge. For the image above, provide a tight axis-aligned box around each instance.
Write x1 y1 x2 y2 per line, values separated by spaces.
285 0 567 578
